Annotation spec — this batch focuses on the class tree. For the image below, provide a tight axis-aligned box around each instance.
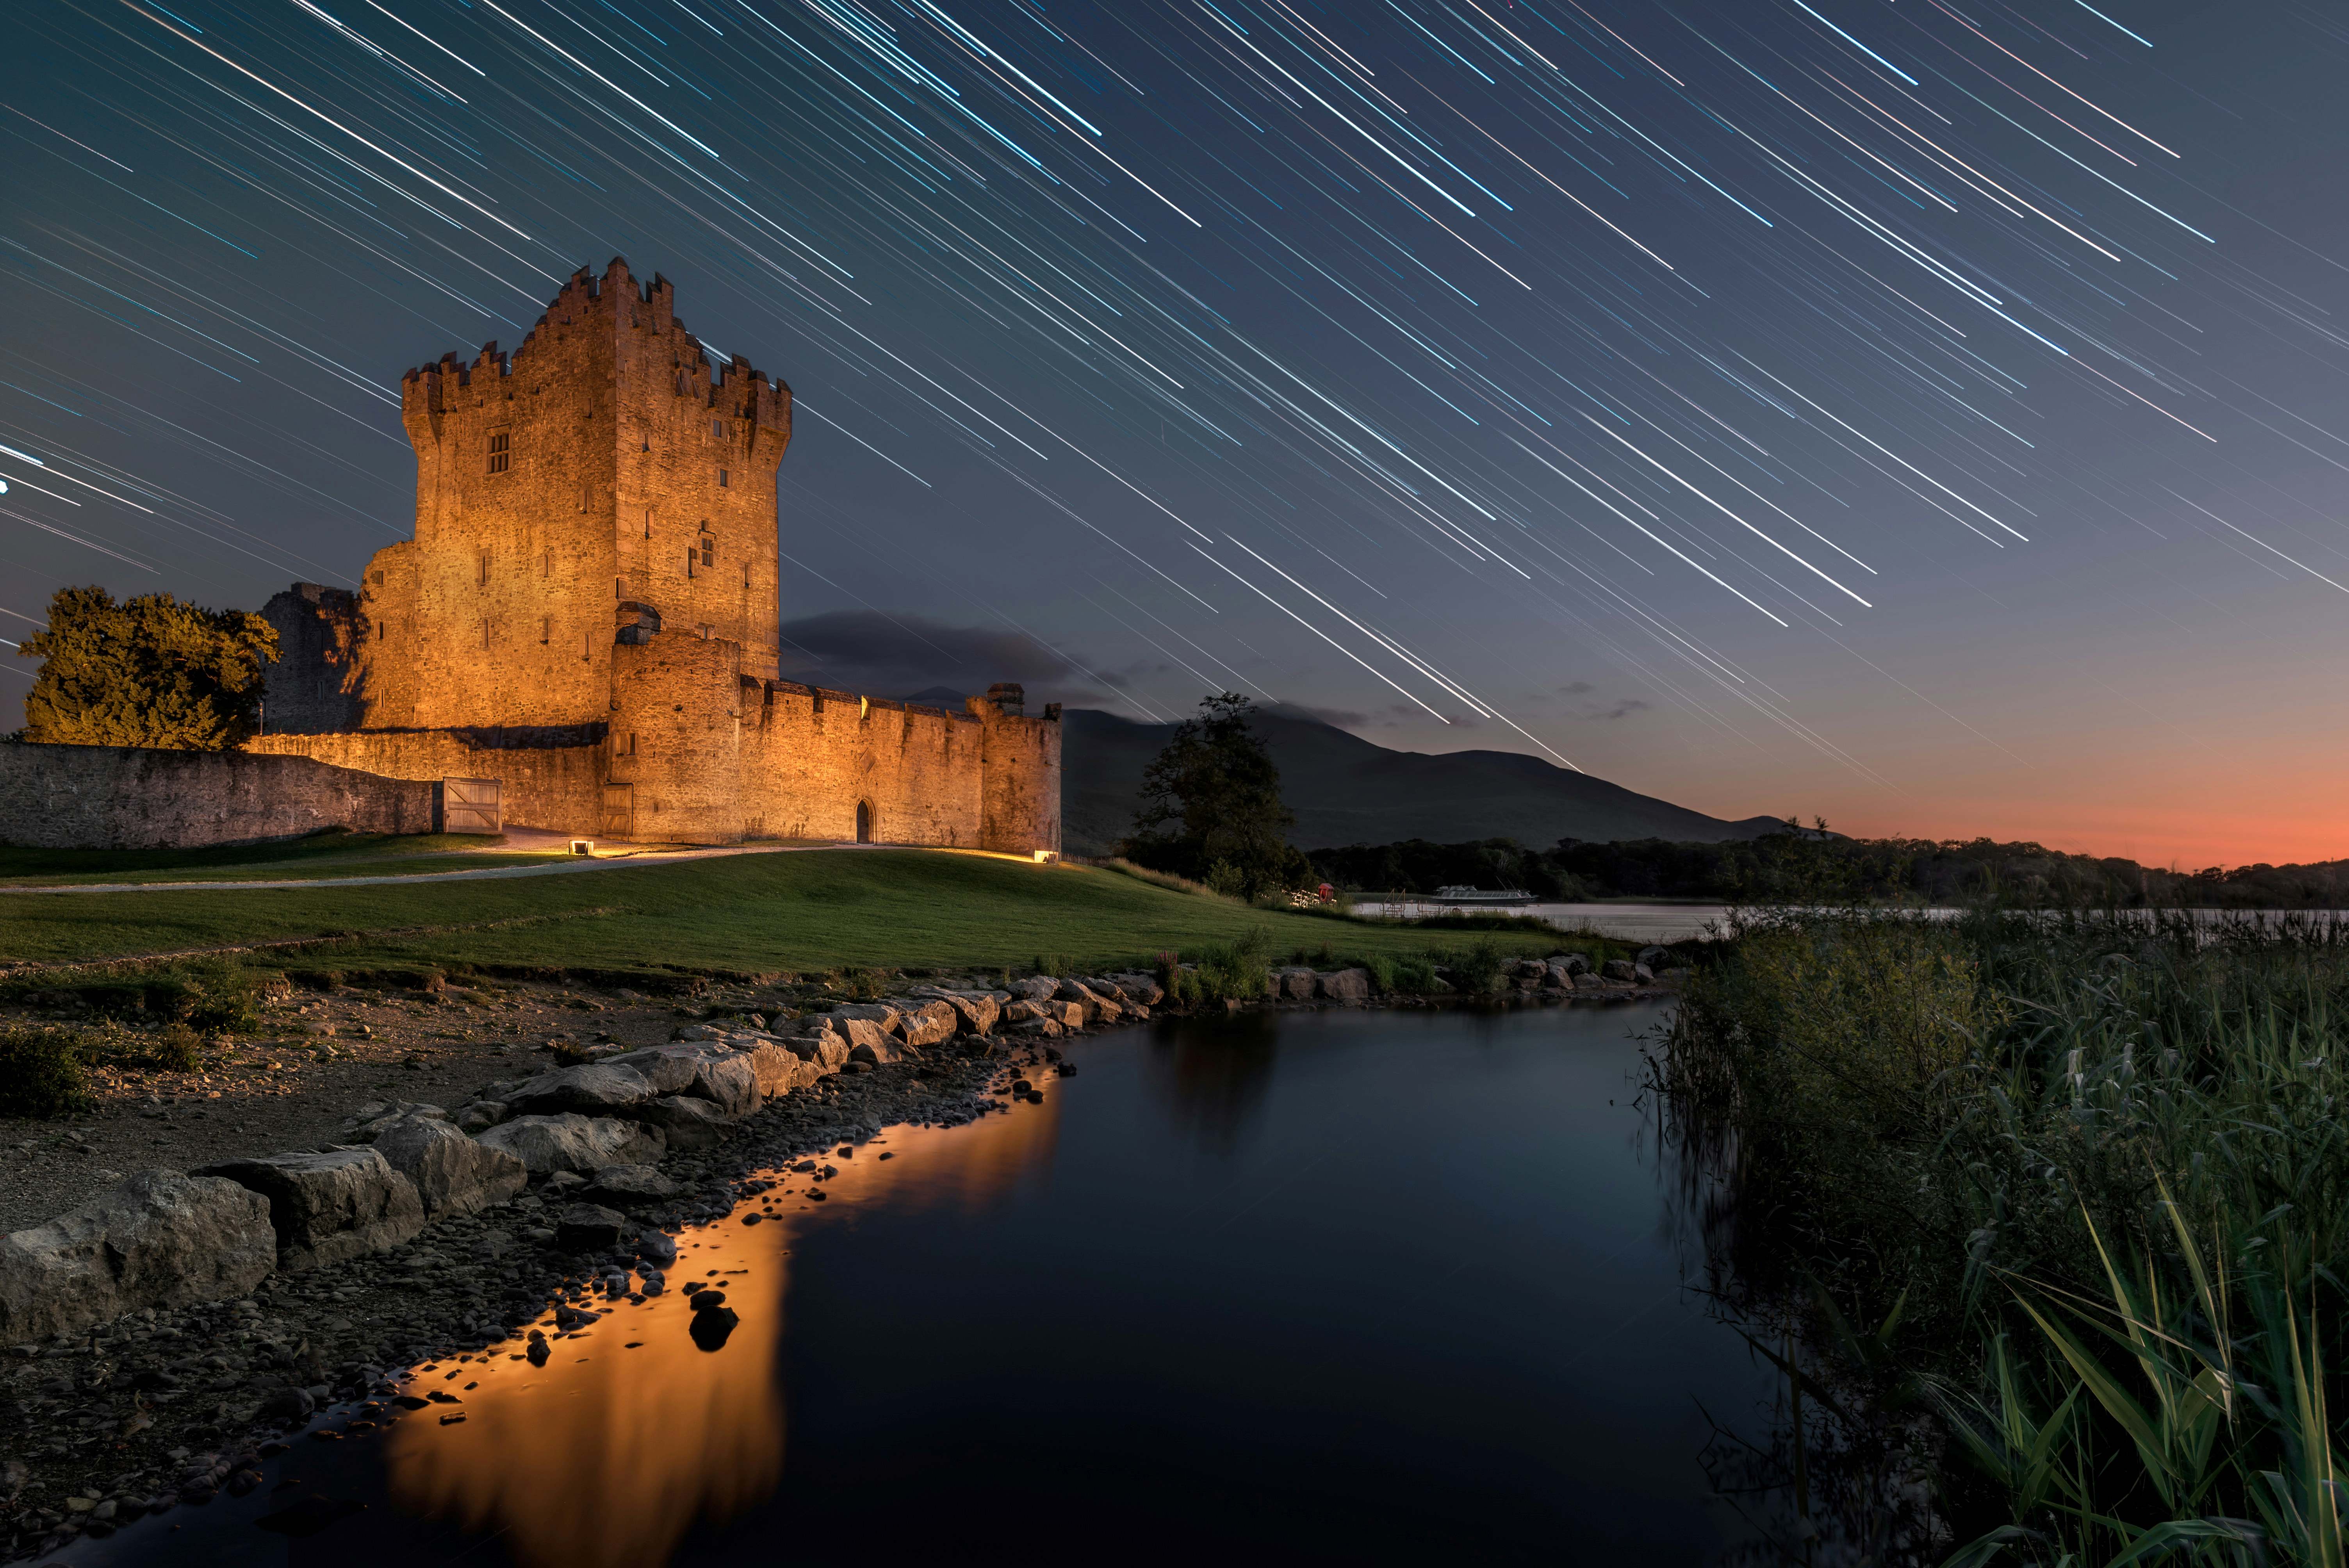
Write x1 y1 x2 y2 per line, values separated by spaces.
1123 692 1312 899
16 586 279 750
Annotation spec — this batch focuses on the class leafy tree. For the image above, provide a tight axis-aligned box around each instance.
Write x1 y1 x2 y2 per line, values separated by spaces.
16 586 279 750
1123 691 1313 899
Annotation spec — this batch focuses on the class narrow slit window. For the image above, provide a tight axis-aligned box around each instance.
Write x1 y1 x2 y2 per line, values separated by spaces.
711 417 724 439
542 549 552 577
643 506 654 538
478 550 490 586
487 430 510 473
717 467 729 488
581 628 593 661
541 615 551 645
481 619 492 650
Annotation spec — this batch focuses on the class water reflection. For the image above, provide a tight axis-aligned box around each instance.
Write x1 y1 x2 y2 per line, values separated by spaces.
1139 1007 1280 1150
378 1100 1068 1568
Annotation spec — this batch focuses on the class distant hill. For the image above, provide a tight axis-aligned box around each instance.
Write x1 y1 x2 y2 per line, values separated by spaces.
1056 706 1788 857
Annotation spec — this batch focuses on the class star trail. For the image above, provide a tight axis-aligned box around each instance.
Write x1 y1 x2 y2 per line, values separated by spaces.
4 0 2348 861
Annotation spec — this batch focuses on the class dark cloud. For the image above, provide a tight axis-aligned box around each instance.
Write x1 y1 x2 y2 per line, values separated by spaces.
1265 700 1369 728
1584 698 1652 722
775 611 1115 705
1559 681 1595 695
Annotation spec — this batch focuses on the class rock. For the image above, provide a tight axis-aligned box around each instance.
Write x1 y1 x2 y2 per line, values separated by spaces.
1106 973 1166 1007
258 1387 314 1424
888 1000 958 1048
1549 953 1592 977
477 1114 667 1174
367 1116 527 1219
196 1149 425 1272
1011 1017 1064 1039
1274 967 1317 1001
827 1015 895 1060
636 1231 678 1266
0 1171 276 1342
1011 976 1061 1002
579 1164 681 1209
456 1101 509 1134
1636 946 1670 969
606 1045 756 1117
673 1024 724 1042
1055 980 1121 1023
1315 968 1371 1002
1540 963 1572 991
1633 962 1656 984
688 1303 739 1352
627 1096 738 1151
828 1002 902 1034
913 989 1000 1035
735 1041 802 1099
1571 972 1605 992
1000 1000 1044 1024
782 1034 850 1072
554 1204 626 1253
500 1064 658 1117
1601 959 1638 983
541 1170 588 1199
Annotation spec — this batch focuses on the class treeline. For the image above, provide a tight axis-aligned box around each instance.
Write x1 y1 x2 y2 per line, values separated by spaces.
1306 834 2349 909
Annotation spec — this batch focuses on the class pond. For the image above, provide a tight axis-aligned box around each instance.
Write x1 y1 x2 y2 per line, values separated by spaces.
71 1002 1789 1567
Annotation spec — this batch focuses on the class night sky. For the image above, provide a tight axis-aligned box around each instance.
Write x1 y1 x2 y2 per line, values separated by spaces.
5 0 2347 865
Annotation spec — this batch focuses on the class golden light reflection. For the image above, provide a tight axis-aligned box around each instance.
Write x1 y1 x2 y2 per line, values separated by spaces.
380 1083 1067 1568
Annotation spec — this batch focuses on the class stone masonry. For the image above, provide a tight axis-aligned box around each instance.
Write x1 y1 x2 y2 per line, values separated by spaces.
249 258 1060 852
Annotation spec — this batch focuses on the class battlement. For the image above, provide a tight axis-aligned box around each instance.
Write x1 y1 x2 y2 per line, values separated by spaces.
397 258 791 433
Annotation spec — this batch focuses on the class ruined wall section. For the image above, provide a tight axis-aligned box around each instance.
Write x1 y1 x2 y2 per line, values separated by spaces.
258 584 366 735
0 743 437 850
607 631 743 844
246 729 603 835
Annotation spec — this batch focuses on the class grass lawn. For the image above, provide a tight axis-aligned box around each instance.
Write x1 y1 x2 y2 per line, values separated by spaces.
0 849 1579 978
0 832 568 887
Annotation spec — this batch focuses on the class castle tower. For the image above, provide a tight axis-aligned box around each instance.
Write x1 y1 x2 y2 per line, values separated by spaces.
351 258 791 730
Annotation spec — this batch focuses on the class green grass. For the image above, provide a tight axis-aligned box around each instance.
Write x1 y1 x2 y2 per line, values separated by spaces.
0 830 552 886
0 848 1578 978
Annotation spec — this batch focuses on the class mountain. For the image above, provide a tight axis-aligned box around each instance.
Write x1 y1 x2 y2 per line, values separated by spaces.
1057 706 1790 857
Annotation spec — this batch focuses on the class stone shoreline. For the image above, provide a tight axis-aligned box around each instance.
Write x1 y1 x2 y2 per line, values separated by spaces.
0 960 1672 1559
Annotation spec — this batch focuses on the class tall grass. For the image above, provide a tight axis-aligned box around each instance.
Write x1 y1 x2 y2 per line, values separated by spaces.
1656 909 2349 1564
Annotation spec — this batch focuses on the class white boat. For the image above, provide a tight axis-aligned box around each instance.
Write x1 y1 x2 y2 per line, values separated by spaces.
1430 885 1536 906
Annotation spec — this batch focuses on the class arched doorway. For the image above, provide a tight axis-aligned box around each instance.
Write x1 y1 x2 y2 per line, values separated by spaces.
855 801 872 843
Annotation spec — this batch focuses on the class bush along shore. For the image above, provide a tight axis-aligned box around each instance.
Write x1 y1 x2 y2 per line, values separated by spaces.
1654 908 2349 1566
0 931 1682 1559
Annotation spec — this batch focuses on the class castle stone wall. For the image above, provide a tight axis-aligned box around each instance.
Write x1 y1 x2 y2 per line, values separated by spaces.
607 632 744 844
245 729 604 836
258 584 366 734
0 743 437 850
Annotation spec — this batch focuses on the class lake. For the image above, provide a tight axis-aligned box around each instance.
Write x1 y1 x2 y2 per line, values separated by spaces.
72 1001 1789 1566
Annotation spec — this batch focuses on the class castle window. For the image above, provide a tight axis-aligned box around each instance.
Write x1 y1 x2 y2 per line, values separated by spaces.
582 628 593 661
711 417 724 440
541 615 551 645
686 548 695 579
481 618 492 650
487 430 510 474
717 467 729 488
643 506 654 538
697 623 714 640
627 732 638 756
616 576 626 599
700 536 716 568
578 484 591 513
477 550 490 586
371 570 385 586
542 549 552 577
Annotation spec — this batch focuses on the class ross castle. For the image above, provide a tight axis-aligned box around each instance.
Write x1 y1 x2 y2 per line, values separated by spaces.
244 258 1060 852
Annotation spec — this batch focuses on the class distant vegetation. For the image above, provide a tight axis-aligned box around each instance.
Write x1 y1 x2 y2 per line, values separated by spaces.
1657 909 2349 1563
1310 833 2349 909
13 585 279 750
1120 692 1315 900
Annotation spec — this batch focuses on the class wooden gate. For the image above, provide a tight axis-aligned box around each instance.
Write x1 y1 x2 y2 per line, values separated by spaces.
442 776 501 834
599 782 635 841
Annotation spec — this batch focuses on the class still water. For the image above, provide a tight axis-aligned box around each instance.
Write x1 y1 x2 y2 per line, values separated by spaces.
75 1002 1783 1566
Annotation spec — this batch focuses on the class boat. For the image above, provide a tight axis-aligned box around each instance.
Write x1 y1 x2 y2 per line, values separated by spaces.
1429 885 1537 906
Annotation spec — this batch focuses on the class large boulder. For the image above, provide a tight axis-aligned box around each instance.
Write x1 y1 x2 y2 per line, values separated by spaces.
1274 967 1318 1001
1057 980 1121 1023
369 1115 528 1219
1315 968 1371 1003
501 1063 657 1117
735 1040 802 1099
198 1148 425 1271
478 1114 667 1174
0 1171 276 1342
1601 959 1639 983
1105 973 1166 1007
890 1000 958 1048
554 1203 626 1253
610 1044 756 1116
827 1002 901 1035
782 1033 850 1072
913 988 1000 1035
628 1096 738 1151
827 1015 895 1060
1012 976 1062 1002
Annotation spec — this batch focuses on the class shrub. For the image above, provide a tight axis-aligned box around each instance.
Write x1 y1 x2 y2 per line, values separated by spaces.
0 1026 93 1117
144 1023 204 1072
1437 936 1510 996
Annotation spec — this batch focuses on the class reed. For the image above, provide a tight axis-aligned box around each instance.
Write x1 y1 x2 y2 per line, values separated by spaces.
1657 909 2349 1564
